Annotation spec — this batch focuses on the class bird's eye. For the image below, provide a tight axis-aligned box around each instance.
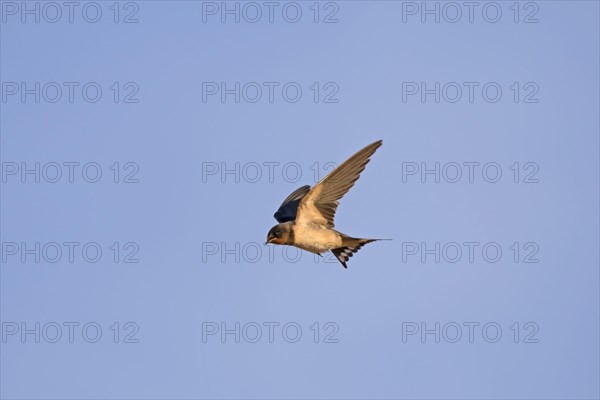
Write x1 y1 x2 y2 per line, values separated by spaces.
275 230 281 237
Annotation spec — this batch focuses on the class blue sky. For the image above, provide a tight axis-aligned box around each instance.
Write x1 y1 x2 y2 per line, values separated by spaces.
1 1 599 399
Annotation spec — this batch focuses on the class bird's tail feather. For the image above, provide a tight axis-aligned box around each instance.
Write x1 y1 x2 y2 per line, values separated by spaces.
332 237 387 268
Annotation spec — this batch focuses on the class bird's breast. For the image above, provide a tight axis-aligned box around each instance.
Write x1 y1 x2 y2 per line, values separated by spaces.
291 223 342 254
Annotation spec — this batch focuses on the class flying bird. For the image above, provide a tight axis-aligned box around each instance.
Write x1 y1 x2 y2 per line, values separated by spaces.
266 140 385 268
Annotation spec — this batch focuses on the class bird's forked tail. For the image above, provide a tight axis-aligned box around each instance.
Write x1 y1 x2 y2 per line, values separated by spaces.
331 237 388 269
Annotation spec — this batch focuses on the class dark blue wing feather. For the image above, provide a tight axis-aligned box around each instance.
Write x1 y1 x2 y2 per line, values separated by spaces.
274 185 311 222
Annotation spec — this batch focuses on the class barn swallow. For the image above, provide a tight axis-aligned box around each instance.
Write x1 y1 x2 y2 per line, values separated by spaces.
266 140 385 268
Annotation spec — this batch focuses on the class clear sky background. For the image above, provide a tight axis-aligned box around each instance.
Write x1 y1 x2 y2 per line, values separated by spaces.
1 1 599 399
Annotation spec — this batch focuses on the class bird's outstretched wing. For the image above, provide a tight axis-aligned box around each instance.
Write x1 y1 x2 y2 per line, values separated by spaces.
295 140 382 228
273 185 311 222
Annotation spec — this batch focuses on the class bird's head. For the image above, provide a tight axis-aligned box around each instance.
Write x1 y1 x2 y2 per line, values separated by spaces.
265 223 292 245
